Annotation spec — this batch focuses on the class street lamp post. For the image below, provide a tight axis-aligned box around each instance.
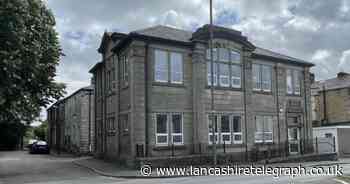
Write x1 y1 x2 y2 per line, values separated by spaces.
209 0 217 165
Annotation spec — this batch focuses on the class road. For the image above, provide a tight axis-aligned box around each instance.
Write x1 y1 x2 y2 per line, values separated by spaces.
0 151 348 184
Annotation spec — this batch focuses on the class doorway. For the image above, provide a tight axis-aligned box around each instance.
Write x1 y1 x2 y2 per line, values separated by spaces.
288 127 300 154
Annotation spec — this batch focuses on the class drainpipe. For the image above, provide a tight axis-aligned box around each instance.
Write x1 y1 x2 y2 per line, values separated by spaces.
322 85 327 126
275 65 281 150
88 90 92 153
243 50 248 161
303 69 309 153
144 42 149 157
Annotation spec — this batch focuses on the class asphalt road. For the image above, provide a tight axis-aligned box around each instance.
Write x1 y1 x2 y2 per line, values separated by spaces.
0 151 348 184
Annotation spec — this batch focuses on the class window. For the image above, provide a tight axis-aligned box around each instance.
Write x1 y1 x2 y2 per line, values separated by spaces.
207 48 241 88
208 115 219 144
155 50 168 82
219 63 230 87
325 133 333 138
155 113 183 145
287 69 301 95
253 64 272 92
231 65 241 88
255 116 273 143
207 62 218 86
233 116 242 144
156 114 168 145
209 114 242 144
170 52 183 83
154 50 183 84
171 114 183 144
221 115 231 144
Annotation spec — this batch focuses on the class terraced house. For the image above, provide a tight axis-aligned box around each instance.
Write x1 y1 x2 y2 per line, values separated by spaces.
90 25 314 165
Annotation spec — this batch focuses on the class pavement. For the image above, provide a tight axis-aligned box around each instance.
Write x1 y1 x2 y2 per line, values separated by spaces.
1 150 350 184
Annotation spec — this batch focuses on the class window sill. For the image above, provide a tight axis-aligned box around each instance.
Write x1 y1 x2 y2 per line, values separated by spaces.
152 82 185 88
254 142 274 145
205 86 242 91
153 144 186 151
208 143 243 148
253 90 272 95
286 93 302 97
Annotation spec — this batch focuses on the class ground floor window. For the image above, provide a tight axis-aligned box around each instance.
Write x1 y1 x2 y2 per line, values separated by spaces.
255 116 273 143
208 114 242 144
155 113 183 145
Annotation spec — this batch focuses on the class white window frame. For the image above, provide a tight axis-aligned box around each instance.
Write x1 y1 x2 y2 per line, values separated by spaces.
231 65 241 88
286 69 294 94
208 115 219 145
294 70 301 95
170 113 183 145
170 52 183 84
255 115 273 143
154 49 169 83
155 113 168 145
220 115 231 144
232 116 243 144
253 64 272 92
219 63 230 87
207 62 218 86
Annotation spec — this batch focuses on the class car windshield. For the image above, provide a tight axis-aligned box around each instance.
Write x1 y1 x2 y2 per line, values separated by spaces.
36 141 47 146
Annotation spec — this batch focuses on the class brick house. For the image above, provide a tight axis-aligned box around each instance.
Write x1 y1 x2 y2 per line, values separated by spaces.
90 25 314 164
311 72 350 127
47 86 94 155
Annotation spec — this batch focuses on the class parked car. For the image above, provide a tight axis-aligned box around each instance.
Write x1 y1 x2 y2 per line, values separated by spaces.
26 139 38 149
29 141 50 154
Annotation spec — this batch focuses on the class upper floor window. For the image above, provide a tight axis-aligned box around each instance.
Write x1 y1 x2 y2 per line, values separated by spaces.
154 50 183 84
206 48 241 88
287 69 301 95
253 64 272 92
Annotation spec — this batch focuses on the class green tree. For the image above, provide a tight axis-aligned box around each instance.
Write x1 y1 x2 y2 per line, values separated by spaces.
33 120 47 141
0 0 65 125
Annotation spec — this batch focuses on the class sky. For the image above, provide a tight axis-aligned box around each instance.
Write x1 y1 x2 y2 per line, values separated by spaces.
34 0 350 124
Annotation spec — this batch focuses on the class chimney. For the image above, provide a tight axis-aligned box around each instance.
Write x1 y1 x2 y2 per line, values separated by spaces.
337 72 350 79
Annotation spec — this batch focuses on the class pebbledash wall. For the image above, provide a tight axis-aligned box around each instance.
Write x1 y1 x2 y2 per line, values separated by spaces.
47 86 94 155
90 25 314 165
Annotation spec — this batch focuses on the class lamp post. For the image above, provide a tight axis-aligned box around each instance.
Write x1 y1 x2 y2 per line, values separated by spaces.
209 0 217 165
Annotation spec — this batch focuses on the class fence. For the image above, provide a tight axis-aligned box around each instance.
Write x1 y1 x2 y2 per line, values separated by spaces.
135 137 335 163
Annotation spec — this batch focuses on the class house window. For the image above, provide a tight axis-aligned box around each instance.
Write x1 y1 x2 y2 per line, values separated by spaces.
233 116 242 144
155 113 183 145
287 69 301 95
255 116 273 143
156 114 168 145
170 52 183 83
253 64 272 92
221 115 231 144
207 62 218 86
208 115 219 144
219 63 230 87
171 114 183 144
154 49 183 84
206 48 241 88
107 117 115 130
209 114 242 144
155 50 168 82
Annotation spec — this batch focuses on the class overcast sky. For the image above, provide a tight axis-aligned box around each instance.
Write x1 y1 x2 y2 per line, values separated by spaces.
36 0 350 123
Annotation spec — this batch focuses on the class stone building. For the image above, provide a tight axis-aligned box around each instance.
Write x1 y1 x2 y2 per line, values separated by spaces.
90 25 314 164
311 72 350 127
47 86 94 155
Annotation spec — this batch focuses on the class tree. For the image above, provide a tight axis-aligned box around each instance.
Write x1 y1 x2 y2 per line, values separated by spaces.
0 0 65 125
33 120 47 141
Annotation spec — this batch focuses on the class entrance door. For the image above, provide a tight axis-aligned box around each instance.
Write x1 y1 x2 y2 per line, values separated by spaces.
288 127 300 154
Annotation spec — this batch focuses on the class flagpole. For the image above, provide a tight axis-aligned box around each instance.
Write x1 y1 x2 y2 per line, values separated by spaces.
209 0 217 166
